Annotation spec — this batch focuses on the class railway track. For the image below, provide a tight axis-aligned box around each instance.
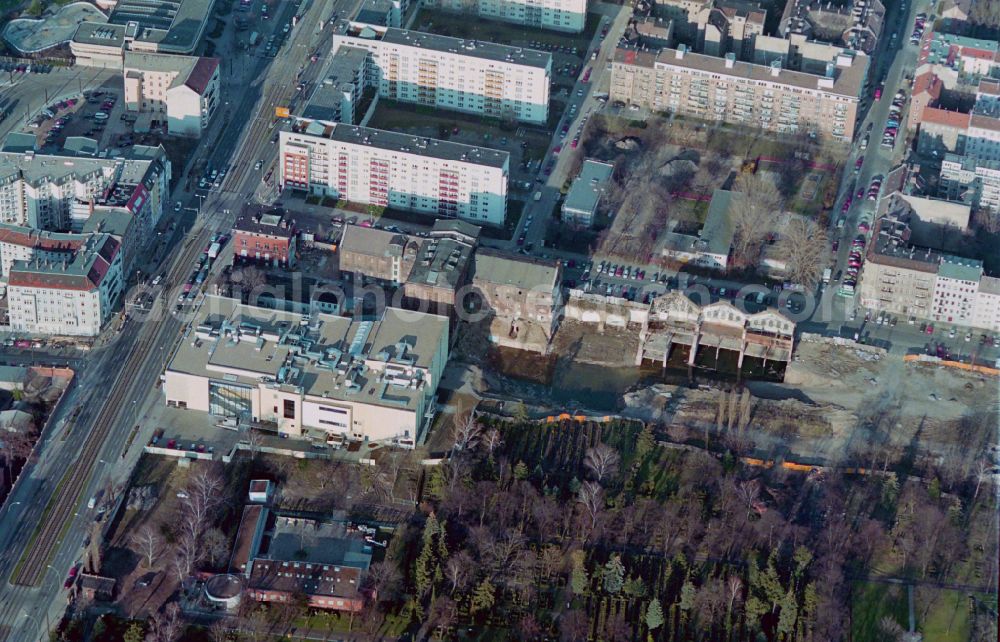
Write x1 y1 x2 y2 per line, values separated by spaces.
9 0 337 590
11 222 214 587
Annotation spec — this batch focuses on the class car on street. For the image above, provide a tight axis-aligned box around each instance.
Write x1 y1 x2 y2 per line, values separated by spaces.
64 564 79 589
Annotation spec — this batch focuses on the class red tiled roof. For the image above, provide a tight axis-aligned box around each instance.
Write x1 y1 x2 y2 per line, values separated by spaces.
979 78 1000 96
913 71 942 99
963 47 994 60
185 57 219 95
0 227 84 253
920 107 971 129
970 114 1000 132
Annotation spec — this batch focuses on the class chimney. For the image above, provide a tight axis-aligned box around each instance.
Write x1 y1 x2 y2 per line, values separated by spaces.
770 59 781 76
725 52 736 68
675 44 687 59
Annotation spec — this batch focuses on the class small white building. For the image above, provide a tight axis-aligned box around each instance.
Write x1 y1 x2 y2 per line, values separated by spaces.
562 160 614 228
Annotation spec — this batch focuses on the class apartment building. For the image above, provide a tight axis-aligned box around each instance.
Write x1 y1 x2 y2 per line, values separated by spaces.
163 296 450 446
610 45 866 141
920 32 1000 85
123 52 220 137
562 160 613 227
932 255 983 325
939 153 1000 213
857 216 938 318
0 224 84 278
972 276 1000 332
907 71 943 131
0 146 169 234
7 234 123 336
858 214 1000 330
302 46 373 125
422 0 587 33
232 208 298 268
916 107 971 158
280 118 509 225
330 21 551 124
471 248 562 352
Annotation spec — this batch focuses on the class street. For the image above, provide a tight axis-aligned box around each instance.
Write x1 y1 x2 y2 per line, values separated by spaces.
0 0 361 637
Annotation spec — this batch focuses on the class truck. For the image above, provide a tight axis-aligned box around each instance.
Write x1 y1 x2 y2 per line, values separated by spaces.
249 31 259 46
822 267 832 285
207 242 221 259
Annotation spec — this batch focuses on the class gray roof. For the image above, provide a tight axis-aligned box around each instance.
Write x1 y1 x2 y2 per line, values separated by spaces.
287 118 509 169
937 254 983 282
63 137 99 157
2 132 36 154
472 248 560 290
338 21 551 69
339 225 412 258
302 46 369 123
81 207 135 238
0 147 165 187
108 0 213 53
407 232 475 291
701 189 738 256
564 160 614 216
167 296 449 412
979 275 1000 296
71 22 127 47
614 45 867 98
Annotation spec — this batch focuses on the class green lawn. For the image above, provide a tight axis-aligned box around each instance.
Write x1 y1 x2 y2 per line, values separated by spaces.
851 581 908 642
917 588 971 642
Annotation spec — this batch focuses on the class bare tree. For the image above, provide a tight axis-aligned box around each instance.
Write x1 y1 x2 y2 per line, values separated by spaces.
776 218 829 287
243 428 264 460
146 603 183 642
731 172 783 268
172 531 202 582
177 467 223 543
583 443 620 483
727 575 744 613
202 527 231 568
445 551 473 596
450 409 482 453
131 524 162 569
482 428 502 460
576 481 605 537
208 620 232 642
736 479 761 521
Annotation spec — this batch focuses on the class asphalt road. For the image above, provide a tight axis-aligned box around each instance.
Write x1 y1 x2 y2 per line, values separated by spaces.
0 0 360 638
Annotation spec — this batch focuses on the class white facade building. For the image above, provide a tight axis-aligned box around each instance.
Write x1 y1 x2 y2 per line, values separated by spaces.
0 225 85 278
7 234 123 336
972 276 1000 332
931 255 983 325
123 52 220 137
163 297 450 446
0 147 169 233
331 21 551 124
422 0 588 33
939 153 1000 213
280 119 509 225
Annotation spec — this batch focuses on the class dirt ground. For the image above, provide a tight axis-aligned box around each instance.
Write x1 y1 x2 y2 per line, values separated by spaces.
551 320 640 365
783 339 989 425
